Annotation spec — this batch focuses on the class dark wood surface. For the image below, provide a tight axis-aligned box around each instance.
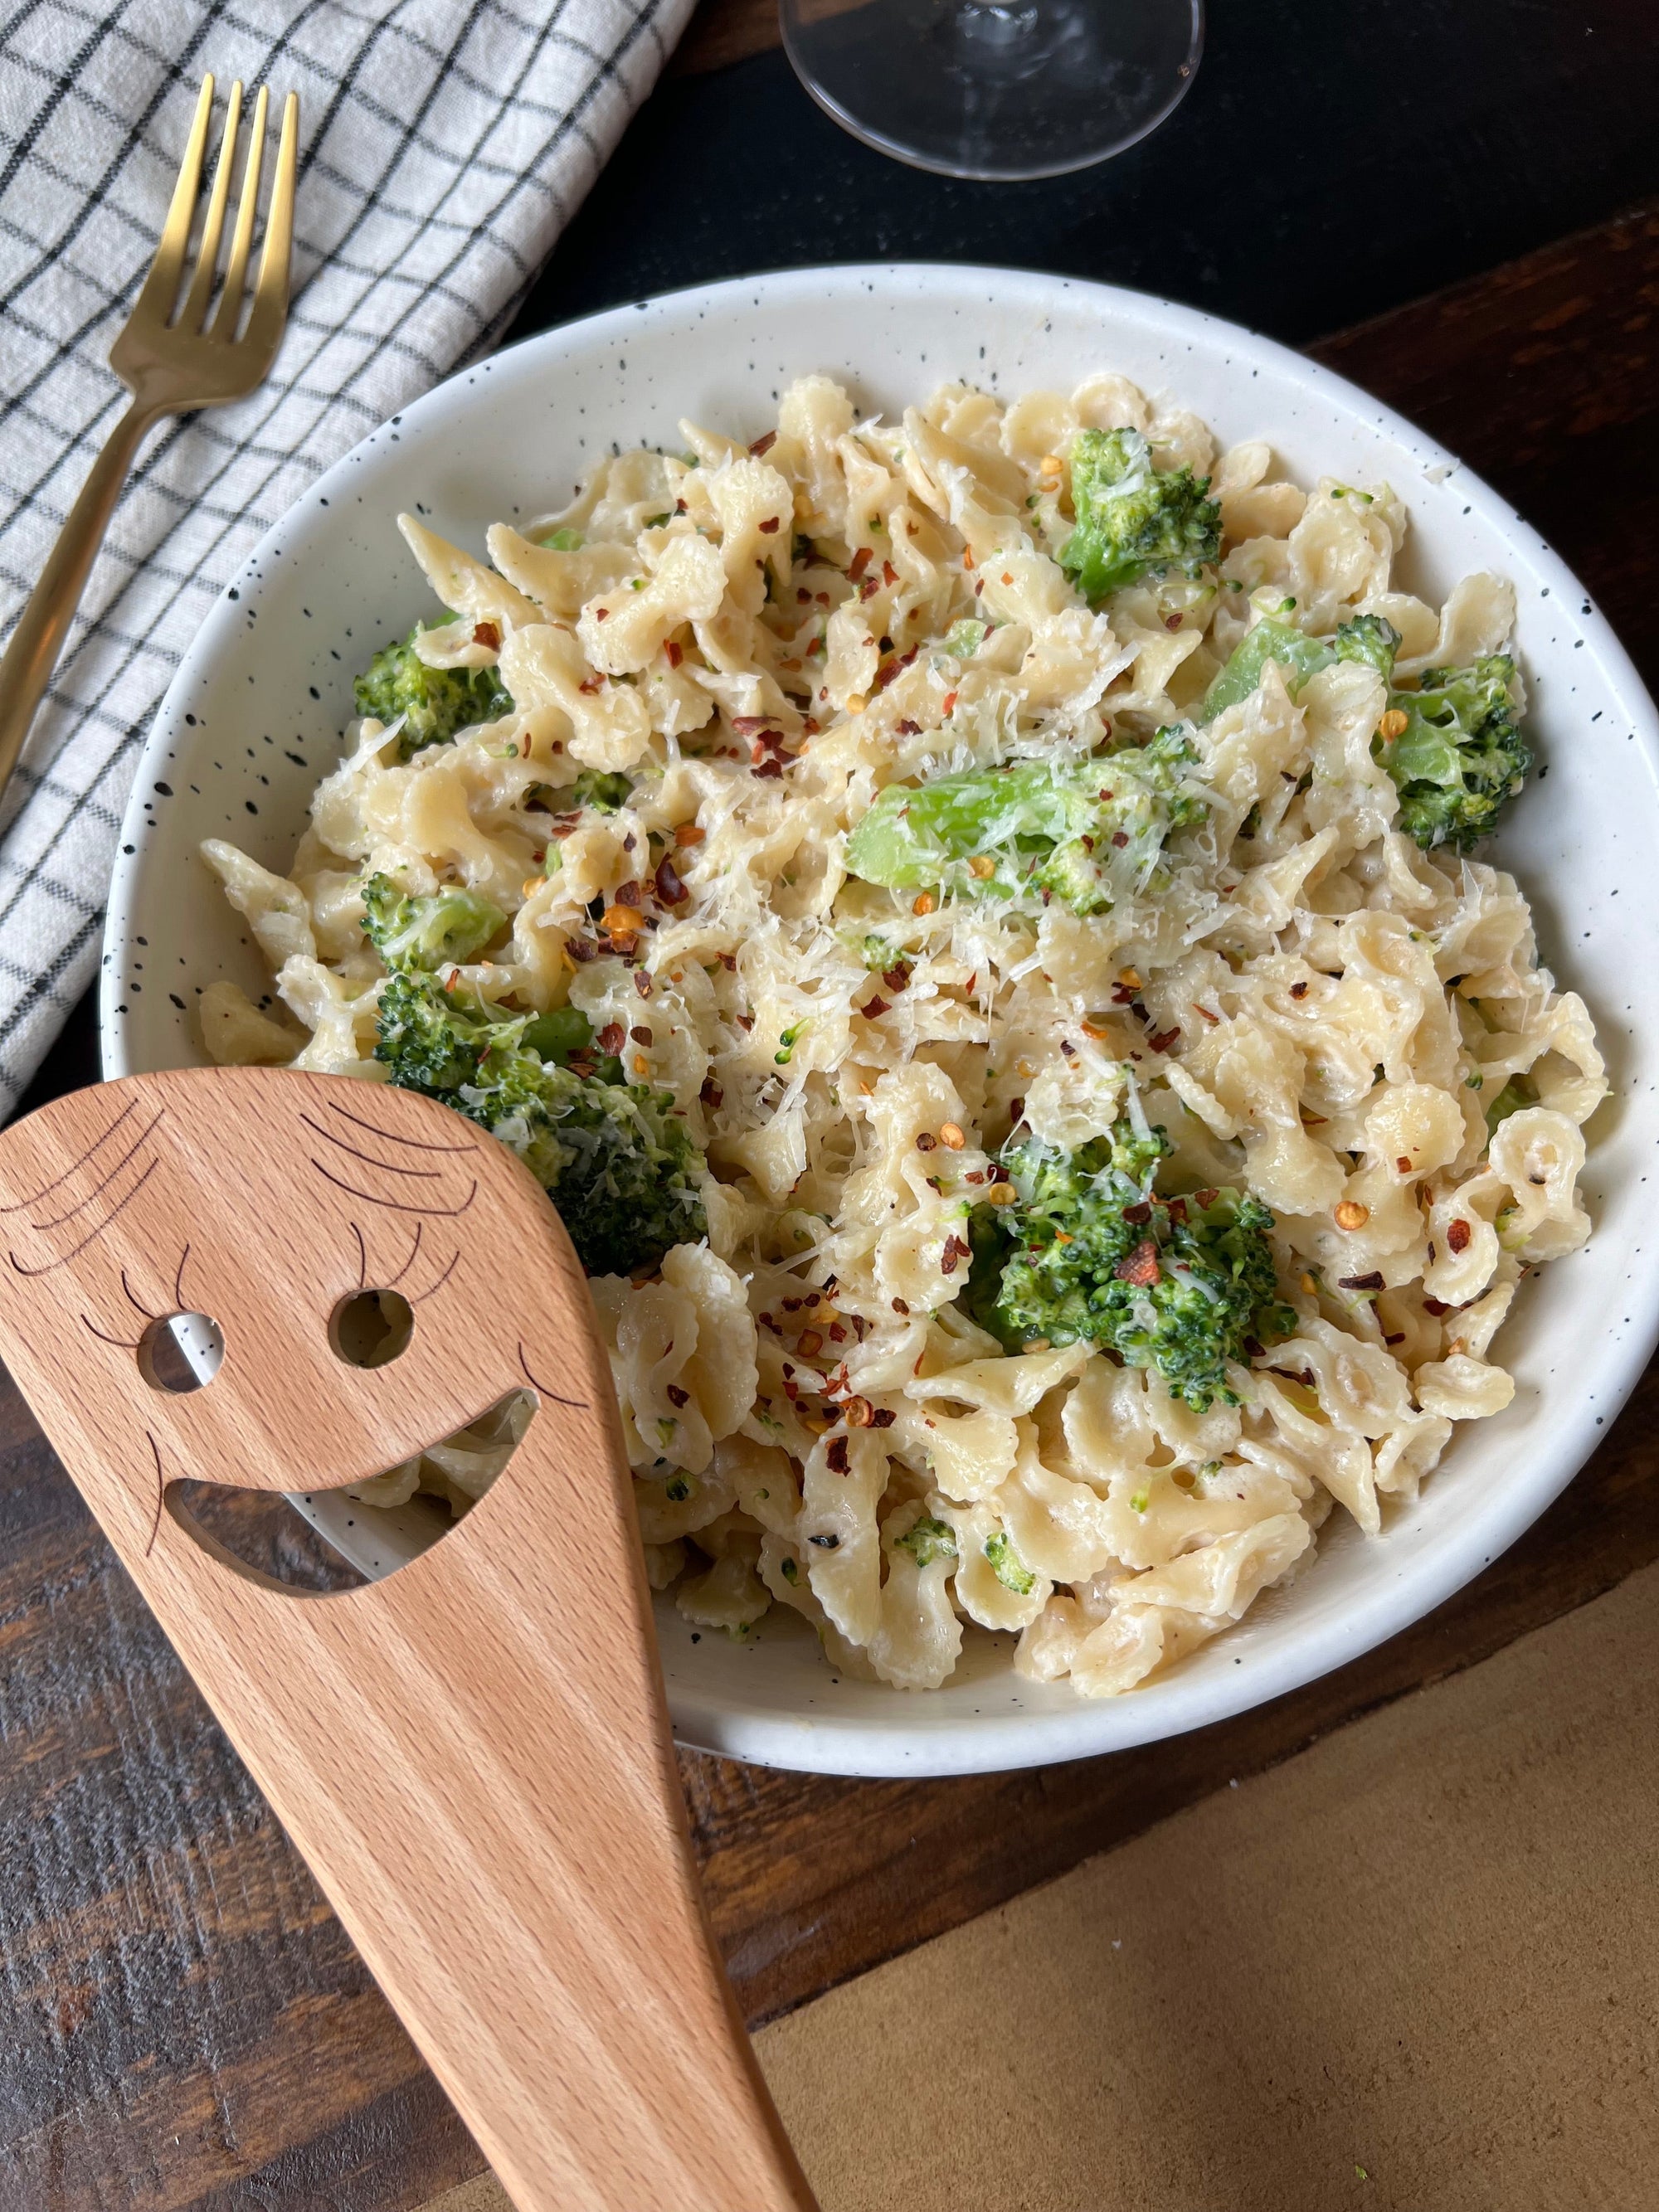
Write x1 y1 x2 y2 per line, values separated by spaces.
2 184 1657 2212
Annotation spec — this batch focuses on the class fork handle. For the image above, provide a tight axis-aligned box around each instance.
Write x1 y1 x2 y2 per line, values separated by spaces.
0 396 159 806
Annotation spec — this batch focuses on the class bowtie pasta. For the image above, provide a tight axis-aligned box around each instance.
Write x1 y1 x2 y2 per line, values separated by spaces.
201 370 1604 1699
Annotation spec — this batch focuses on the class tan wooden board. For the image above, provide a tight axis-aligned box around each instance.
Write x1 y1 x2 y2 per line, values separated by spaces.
757 1555 1659 2211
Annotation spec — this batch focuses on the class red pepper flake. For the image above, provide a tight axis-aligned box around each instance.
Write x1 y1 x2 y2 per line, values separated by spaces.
862 995 891 1019
666 1383 689 1408
578 674 604 695
634 968 654 999
615 880 642 907
749 430 777 456
1110 829 1131 848
718 951 737 971
1194 1004 1219 1024
1166 1196 1189 1226
654 852 688 906
1290 980 1310 1000
1423 1296 1452 1316
1115 1238 1160 1288
732 715 776 736
1384 1331 1406 1346
892 1297 910 1315
1396 1155 1413 1175
1447 1218 1472 1254
825 1435 850 1474
896 718 921 736
873 657 901 692
941 1235 970 1276
1007 1096 1024 1123
869 1407 896 1428
630 1025 653 1046
1121 1201 1152 1226
472 620 501 649
1147 1026 1181 1053
1110 983 1138 1006
828 1321 847 1343
882 963 911 993
879 560 897 586
596 1023 625 1053
567 935 601 963
758 516 781 534
1164 612 1184 631
752 757 784 779
1339 1271 1385 1292
595 606 610 621
664 639 683 668
941 690 958 716
1194 1187 1219 1208
698 1076 723 1107
848 547 873 582
915 1131 938 1152
797 1330 824 1357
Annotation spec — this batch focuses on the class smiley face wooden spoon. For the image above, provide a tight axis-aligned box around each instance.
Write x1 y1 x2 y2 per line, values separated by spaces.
0 1065 818 2212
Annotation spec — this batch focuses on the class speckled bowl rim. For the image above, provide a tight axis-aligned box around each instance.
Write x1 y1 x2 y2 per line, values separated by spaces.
101 264 1659 1777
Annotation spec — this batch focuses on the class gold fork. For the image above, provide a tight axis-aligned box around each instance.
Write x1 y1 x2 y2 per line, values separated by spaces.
0 75 299 807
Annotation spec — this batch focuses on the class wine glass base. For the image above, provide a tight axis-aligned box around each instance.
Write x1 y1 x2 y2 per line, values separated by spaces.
781 0 1204 183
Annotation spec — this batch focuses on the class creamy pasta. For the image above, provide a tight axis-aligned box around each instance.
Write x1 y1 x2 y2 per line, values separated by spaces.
201 370 1605 1698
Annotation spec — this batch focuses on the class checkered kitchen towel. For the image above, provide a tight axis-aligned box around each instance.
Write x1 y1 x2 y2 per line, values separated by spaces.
0 0 698 1116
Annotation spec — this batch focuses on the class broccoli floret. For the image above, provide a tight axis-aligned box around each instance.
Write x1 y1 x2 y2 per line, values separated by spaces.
1199 612 1400 723
895 1515 958 1568
983 1531 1037 1595
361 873 506 973
968 1120 1292 1410
373 970 705 1276
1058 429 1221 602
1331 612 1402 680
571 768 633 812
1382 654 1530 853
354 625 514 760
845 729 1207 916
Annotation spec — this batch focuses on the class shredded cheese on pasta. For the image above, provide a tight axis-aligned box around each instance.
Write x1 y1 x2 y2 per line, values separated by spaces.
201 371 1605 1697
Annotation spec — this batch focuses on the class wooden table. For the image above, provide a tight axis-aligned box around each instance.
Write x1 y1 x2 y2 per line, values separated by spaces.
2 19 1657 2206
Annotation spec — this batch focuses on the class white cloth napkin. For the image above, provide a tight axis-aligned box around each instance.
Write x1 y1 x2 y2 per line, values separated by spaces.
0 0 696 1116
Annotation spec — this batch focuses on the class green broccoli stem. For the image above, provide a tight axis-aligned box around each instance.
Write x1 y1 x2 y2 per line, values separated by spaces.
1199 612 1399 723
844 731 1206 916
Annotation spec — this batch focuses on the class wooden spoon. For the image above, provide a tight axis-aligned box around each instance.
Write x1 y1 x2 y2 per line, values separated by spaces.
0 1066 819 2212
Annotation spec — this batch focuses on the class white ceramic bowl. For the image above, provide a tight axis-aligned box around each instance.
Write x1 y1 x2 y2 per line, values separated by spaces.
103 265 1659 1778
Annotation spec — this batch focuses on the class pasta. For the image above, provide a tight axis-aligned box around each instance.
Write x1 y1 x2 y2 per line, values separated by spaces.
201 369 1605 1698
